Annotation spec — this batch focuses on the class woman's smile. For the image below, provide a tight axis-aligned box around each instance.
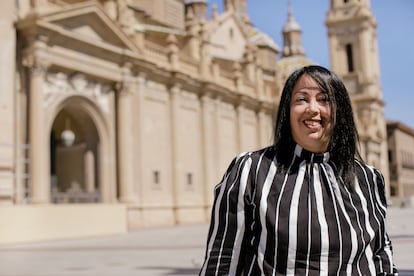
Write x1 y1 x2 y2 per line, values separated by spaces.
304 119 322 128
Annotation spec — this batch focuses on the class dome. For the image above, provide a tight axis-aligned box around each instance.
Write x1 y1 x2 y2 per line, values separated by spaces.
283 1 302 33
283 12 301 32
249 29 280 52
184 0 208 4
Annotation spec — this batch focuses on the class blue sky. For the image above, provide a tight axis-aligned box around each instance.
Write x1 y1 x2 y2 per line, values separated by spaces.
208 1 414 129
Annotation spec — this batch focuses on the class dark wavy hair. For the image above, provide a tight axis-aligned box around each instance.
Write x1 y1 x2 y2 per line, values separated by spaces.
273 65 361 185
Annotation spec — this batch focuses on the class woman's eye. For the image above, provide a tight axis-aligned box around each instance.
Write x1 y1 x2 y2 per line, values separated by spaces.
295 97 306 102
318 95 330 103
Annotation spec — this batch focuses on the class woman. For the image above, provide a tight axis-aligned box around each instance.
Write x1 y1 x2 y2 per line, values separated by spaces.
199 65 397 275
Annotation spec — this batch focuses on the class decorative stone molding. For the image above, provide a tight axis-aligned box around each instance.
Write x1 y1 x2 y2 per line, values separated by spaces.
44 72 112 113
22 53 49 77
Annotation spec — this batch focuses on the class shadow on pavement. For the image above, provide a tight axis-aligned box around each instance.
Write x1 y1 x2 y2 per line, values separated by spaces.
399 270 414 276
139 266 200 275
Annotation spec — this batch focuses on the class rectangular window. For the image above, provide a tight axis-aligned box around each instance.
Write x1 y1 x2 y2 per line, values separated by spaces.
153 171 160 184
187 173 193 186
401 151 414 169
346 44 354 72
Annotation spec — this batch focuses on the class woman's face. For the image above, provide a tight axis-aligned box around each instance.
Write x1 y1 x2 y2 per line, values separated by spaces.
290 74 333 153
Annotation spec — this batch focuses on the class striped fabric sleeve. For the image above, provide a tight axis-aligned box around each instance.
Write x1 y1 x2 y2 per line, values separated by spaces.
371 168 399 276
199 153 251 276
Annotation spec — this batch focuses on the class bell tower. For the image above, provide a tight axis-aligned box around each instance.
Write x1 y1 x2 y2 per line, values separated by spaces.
326 0 390 193
282 0 305 57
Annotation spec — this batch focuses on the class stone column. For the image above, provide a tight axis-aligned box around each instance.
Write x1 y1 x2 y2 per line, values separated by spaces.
236 103 245 152
200 93 218 218
27 59 49 204
258 109 271 148
84 150 95 193
116 78 137 203
169 84 181 223
0 0 17 203
358 31 368 83
134 73 146 198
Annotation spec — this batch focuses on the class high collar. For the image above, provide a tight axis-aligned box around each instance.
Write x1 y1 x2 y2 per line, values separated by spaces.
294 144 330 163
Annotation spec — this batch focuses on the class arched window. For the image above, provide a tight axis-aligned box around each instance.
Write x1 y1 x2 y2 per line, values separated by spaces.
345 43 354 72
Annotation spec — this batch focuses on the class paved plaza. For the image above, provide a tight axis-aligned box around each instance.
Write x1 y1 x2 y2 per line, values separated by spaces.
0 207 413 276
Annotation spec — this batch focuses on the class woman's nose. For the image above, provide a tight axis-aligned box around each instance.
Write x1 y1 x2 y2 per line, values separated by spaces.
307 100 319 113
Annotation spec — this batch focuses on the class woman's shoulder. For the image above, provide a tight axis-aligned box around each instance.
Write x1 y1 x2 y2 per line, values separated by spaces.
221 146 276 182
229 146 277 171
354 159 386 193
354 160 388 206
245 146 277 162
354 159 383 177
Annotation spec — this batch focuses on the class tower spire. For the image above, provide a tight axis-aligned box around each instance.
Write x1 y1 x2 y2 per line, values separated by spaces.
288 0 293 19
282 0 305 57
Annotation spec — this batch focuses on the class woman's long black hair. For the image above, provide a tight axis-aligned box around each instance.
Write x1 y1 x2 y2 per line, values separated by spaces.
273 65 361 185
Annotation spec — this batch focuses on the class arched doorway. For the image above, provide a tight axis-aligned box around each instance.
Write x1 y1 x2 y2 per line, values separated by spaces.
50 103 100 203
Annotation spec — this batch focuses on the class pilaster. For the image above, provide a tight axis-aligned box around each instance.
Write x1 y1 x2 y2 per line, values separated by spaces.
169 83 181 223
116 73 138 204
0 0 17 203
258 108 271 148
236 102 246 152
200 92 218 216
26 58 50 204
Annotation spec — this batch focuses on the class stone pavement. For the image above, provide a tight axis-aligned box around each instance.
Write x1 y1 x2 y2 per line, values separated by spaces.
0 207 413 276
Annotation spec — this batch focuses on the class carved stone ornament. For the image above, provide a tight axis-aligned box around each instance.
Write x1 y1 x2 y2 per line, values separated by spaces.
69 73 89 92
43 72 112 113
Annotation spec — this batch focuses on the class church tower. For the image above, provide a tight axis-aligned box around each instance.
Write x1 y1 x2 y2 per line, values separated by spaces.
282 0 305 57
326 0 390 192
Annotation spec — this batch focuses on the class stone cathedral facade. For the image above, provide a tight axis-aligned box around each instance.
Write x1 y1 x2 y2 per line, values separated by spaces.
0 0 389 243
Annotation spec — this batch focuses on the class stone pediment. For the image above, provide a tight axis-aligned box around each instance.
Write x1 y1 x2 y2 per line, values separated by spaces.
35 1 138 53
208 12 249 61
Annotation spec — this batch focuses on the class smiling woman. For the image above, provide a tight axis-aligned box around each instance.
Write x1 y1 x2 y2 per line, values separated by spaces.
199 65 398 275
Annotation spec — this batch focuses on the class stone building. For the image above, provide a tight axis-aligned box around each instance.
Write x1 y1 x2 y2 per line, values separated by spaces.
387 121 414 205
0 0 389 243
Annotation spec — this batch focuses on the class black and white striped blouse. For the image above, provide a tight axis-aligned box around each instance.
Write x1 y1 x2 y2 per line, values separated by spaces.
200 145 397 275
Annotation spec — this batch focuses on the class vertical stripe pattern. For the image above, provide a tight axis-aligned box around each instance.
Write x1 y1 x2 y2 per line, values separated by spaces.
199 145 398 275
